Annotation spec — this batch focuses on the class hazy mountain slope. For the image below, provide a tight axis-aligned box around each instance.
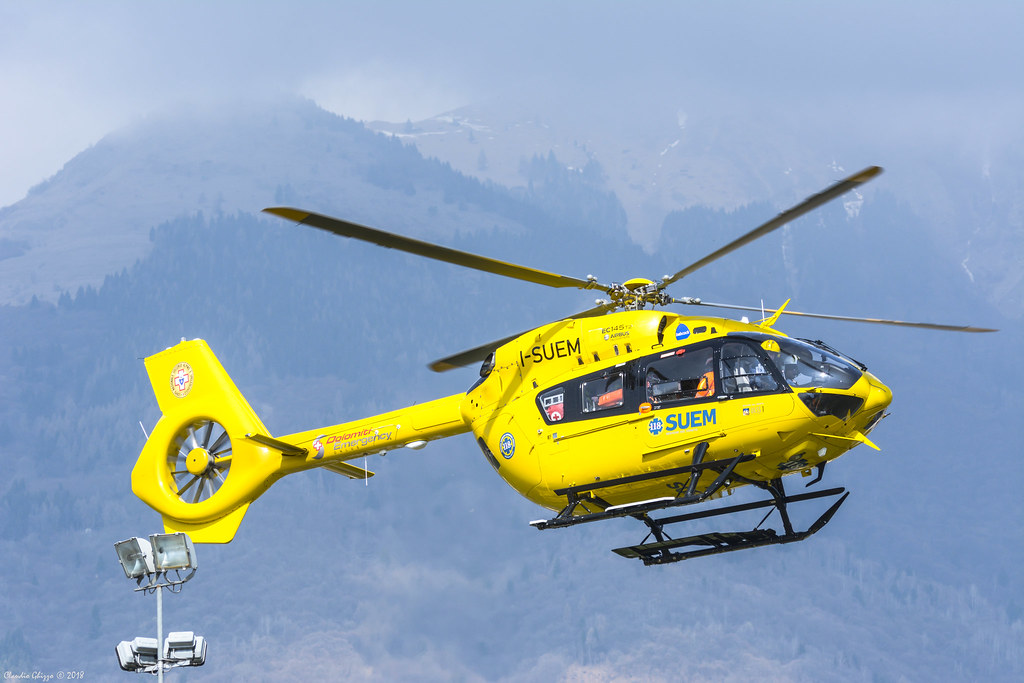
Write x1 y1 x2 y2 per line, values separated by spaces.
1 103 1020 680
0 98 592 307
370 102 1024 320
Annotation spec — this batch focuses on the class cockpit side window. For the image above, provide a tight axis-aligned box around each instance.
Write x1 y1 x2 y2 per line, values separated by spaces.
764 337 862 390
720 341 781 394
645 346 715 405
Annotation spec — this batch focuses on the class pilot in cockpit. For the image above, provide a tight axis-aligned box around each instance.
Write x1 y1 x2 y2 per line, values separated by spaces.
695 356 715 398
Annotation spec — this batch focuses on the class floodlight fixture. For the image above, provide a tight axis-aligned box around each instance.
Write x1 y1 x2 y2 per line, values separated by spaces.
115 537 155 579
164 631 207 667
114 533 198 592
150 533 196 571
115 641 137 672
117 633 206 674
132 637 159 666
149 532 198 588
115 637 159 672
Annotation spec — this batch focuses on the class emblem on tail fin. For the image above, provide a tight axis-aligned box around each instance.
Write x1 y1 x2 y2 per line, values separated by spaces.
170 362 194 398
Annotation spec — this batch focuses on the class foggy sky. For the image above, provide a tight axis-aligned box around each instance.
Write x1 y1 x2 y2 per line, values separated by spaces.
2 1 1021 207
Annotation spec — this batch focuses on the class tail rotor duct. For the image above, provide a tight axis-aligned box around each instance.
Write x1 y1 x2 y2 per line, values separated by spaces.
168 419 232 504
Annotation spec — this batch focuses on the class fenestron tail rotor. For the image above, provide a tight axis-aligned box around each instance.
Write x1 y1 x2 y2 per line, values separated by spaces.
168 419 232 504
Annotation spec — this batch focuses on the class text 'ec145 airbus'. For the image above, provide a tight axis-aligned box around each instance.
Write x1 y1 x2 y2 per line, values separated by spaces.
130 165 995 565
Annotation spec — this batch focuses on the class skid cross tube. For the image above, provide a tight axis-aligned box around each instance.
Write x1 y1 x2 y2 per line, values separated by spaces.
532 445 752 530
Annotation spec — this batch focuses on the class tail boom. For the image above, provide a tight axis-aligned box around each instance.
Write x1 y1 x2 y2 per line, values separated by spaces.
131 339 468 543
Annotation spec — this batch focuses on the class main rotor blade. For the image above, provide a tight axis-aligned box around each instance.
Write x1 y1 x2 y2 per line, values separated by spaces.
672 298 997 333
429 331 524 373
428 302 617 372
264 207 610 292
660 166 883 288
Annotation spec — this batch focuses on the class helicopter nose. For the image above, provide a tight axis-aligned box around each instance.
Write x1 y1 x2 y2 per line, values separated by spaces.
862 374 893 416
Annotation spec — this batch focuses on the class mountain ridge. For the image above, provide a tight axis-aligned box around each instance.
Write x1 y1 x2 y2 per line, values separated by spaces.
0 99 541 306
5 97 1019 319
369 100 1024 319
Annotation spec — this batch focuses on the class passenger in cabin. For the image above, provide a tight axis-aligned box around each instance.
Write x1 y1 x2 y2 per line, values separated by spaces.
646 346 716 403
695 357 715 398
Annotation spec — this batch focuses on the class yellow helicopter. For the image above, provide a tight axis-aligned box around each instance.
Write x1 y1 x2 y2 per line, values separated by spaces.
131 165 995 565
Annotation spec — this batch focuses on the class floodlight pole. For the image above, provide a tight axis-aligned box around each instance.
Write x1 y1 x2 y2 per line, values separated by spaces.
115 533 203 676
156 585 164 683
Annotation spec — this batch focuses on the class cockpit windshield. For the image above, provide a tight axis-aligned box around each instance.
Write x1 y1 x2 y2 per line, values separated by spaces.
762 337 862 390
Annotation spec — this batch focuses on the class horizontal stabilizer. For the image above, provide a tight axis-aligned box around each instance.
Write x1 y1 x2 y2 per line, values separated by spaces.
244 433 307 456
811 431 880 451
321 461 374 480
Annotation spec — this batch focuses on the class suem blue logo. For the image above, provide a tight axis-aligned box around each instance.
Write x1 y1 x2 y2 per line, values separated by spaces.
675 324 690 341
666 408 717 431
648 417 664 436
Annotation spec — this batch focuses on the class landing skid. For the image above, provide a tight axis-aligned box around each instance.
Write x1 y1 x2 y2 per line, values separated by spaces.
529 442 849 566
613 484 848 565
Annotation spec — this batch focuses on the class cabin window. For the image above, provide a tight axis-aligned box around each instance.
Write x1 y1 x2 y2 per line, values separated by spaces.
538 386 566 422
645 346 716 405
536 362 639 424
720 341 780 394
581 373 624 413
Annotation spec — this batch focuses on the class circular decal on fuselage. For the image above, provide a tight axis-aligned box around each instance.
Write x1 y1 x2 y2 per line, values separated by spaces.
648 416 664 436
675 324 690 341
170 362 194 398
499 432 516 459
